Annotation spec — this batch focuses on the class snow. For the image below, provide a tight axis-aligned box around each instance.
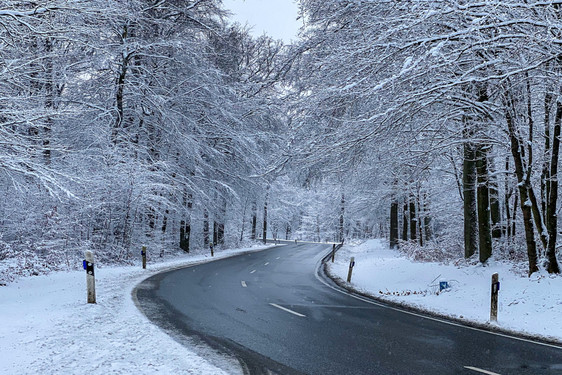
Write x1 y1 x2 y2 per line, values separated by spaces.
329 239 562 344
0 245 272 375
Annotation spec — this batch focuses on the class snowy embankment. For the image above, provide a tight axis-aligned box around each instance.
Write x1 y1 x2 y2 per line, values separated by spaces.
0 245 272 375
328 239 562 344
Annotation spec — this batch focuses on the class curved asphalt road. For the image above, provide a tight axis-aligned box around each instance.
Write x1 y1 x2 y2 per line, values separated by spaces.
134 243 562 375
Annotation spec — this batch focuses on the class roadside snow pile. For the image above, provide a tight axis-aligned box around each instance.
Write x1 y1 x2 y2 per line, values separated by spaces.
0 245 270 375
328 239 562 343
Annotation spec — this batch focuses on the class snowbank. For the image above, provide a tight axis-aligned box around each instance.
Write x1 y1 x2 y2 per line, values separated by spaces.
0 245 272 375
328 239 562 343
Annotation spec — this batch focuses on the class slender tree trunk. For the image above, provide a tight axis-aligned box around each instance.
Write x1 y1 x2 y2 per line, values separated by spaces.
463 123 478 258
43 36 53 163
546 101 562 273
203 209 209 246
423 191 432 241
417 191 424 247
339 193 345 243
262 194 268 244
113 25 131 143
512 189 518 238
251 201 257 240
161 211 168 233
240 198 248 242
213 221 218 245
541 91 553 227
489 167 501 238
390 193 399 248
505 156 512 240
180 192 192 252
402 199 408 241
409 194 417 241
476 145 493 263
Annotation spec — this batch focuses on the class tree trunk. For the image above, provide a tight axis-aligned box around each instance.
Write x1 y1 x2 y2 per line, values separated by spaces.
339 193 345 242
43 36 53 163
390 195 399 249
251 201 257 240
417 189 424 246
476 144 493 263
409 194 417 241
423 192 432 241
463 125 478 258
179 193 192 252
505 156 512 241
512 189 518 239
489 168 501 238
541 91 553 227
402 199 408 241
203 209 209 246
546 101 562 274
113 25 131 143
262 195 268 244
213 221 218 245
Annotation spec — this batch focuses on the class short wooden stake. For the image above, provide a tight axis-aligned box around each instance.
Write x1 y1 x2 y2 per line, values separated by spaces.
85 251 96 304
331 244 336 263
490 272 499 322
141 246 147 269
347 256 355 283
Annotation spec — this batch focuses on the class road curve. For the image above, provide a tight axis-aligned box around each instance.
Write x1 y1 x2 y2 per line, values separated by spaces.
134 243 562 375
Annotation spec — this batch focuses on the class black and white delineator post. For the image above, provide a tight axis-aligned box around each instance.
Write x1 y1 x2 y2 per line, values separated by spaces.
347 256 355 283
84 251 96 304
210 242 214 257
331 244 336 263
490 273 500 321
141 246 147 269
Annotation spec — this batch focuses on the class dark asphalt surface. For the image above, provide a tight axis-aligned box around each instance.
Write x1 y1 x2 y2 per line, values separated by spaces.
134 243 562 375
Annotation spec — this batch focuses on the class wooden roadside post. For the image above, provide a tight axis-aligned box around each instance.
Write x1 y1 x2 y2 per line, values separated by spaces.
210 242 214 257
347 257 355 283
141 246 147 269
490 273 499 321
331 244 336 263
84 251 96 304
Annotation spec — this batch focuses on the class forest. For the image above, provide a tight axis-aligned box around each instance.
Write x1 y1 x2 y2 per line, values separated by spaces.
1 0 561 281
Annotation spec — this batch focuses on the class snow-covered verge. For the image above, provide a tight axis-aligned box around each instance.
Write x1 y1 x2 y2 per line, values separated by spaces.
328 239 562 344
0 244 272 375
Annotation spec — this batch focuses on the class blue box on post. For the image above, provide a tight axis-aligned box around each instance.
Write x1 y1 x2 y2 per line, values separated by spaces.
439 281 449 291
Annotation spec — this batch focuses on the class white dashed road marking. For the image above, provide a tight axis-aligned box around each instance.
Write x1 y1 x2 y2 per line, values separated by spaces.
464 366 501 375
241 280 247 288
269 303 306 317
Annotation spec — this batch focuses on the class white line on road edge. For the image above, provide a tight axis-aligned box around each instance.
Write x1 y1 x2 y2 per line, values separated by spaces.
250 270 256 274
464 366 501 375
241 280 247 288
269 303 306 317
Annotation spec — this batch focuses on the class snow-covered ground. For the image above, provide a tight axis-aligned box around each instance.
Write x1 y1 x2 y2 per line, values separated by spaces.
0 245 273 375
328 239 562 344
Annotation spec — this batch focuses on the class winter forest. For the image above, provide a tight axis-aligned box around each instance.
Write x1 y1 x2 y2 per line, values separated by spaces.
1 0 561 282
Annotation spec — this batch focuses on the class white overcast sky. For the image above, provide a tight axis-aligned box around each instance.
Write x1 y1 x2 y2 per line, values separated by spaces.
222 0 301 44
